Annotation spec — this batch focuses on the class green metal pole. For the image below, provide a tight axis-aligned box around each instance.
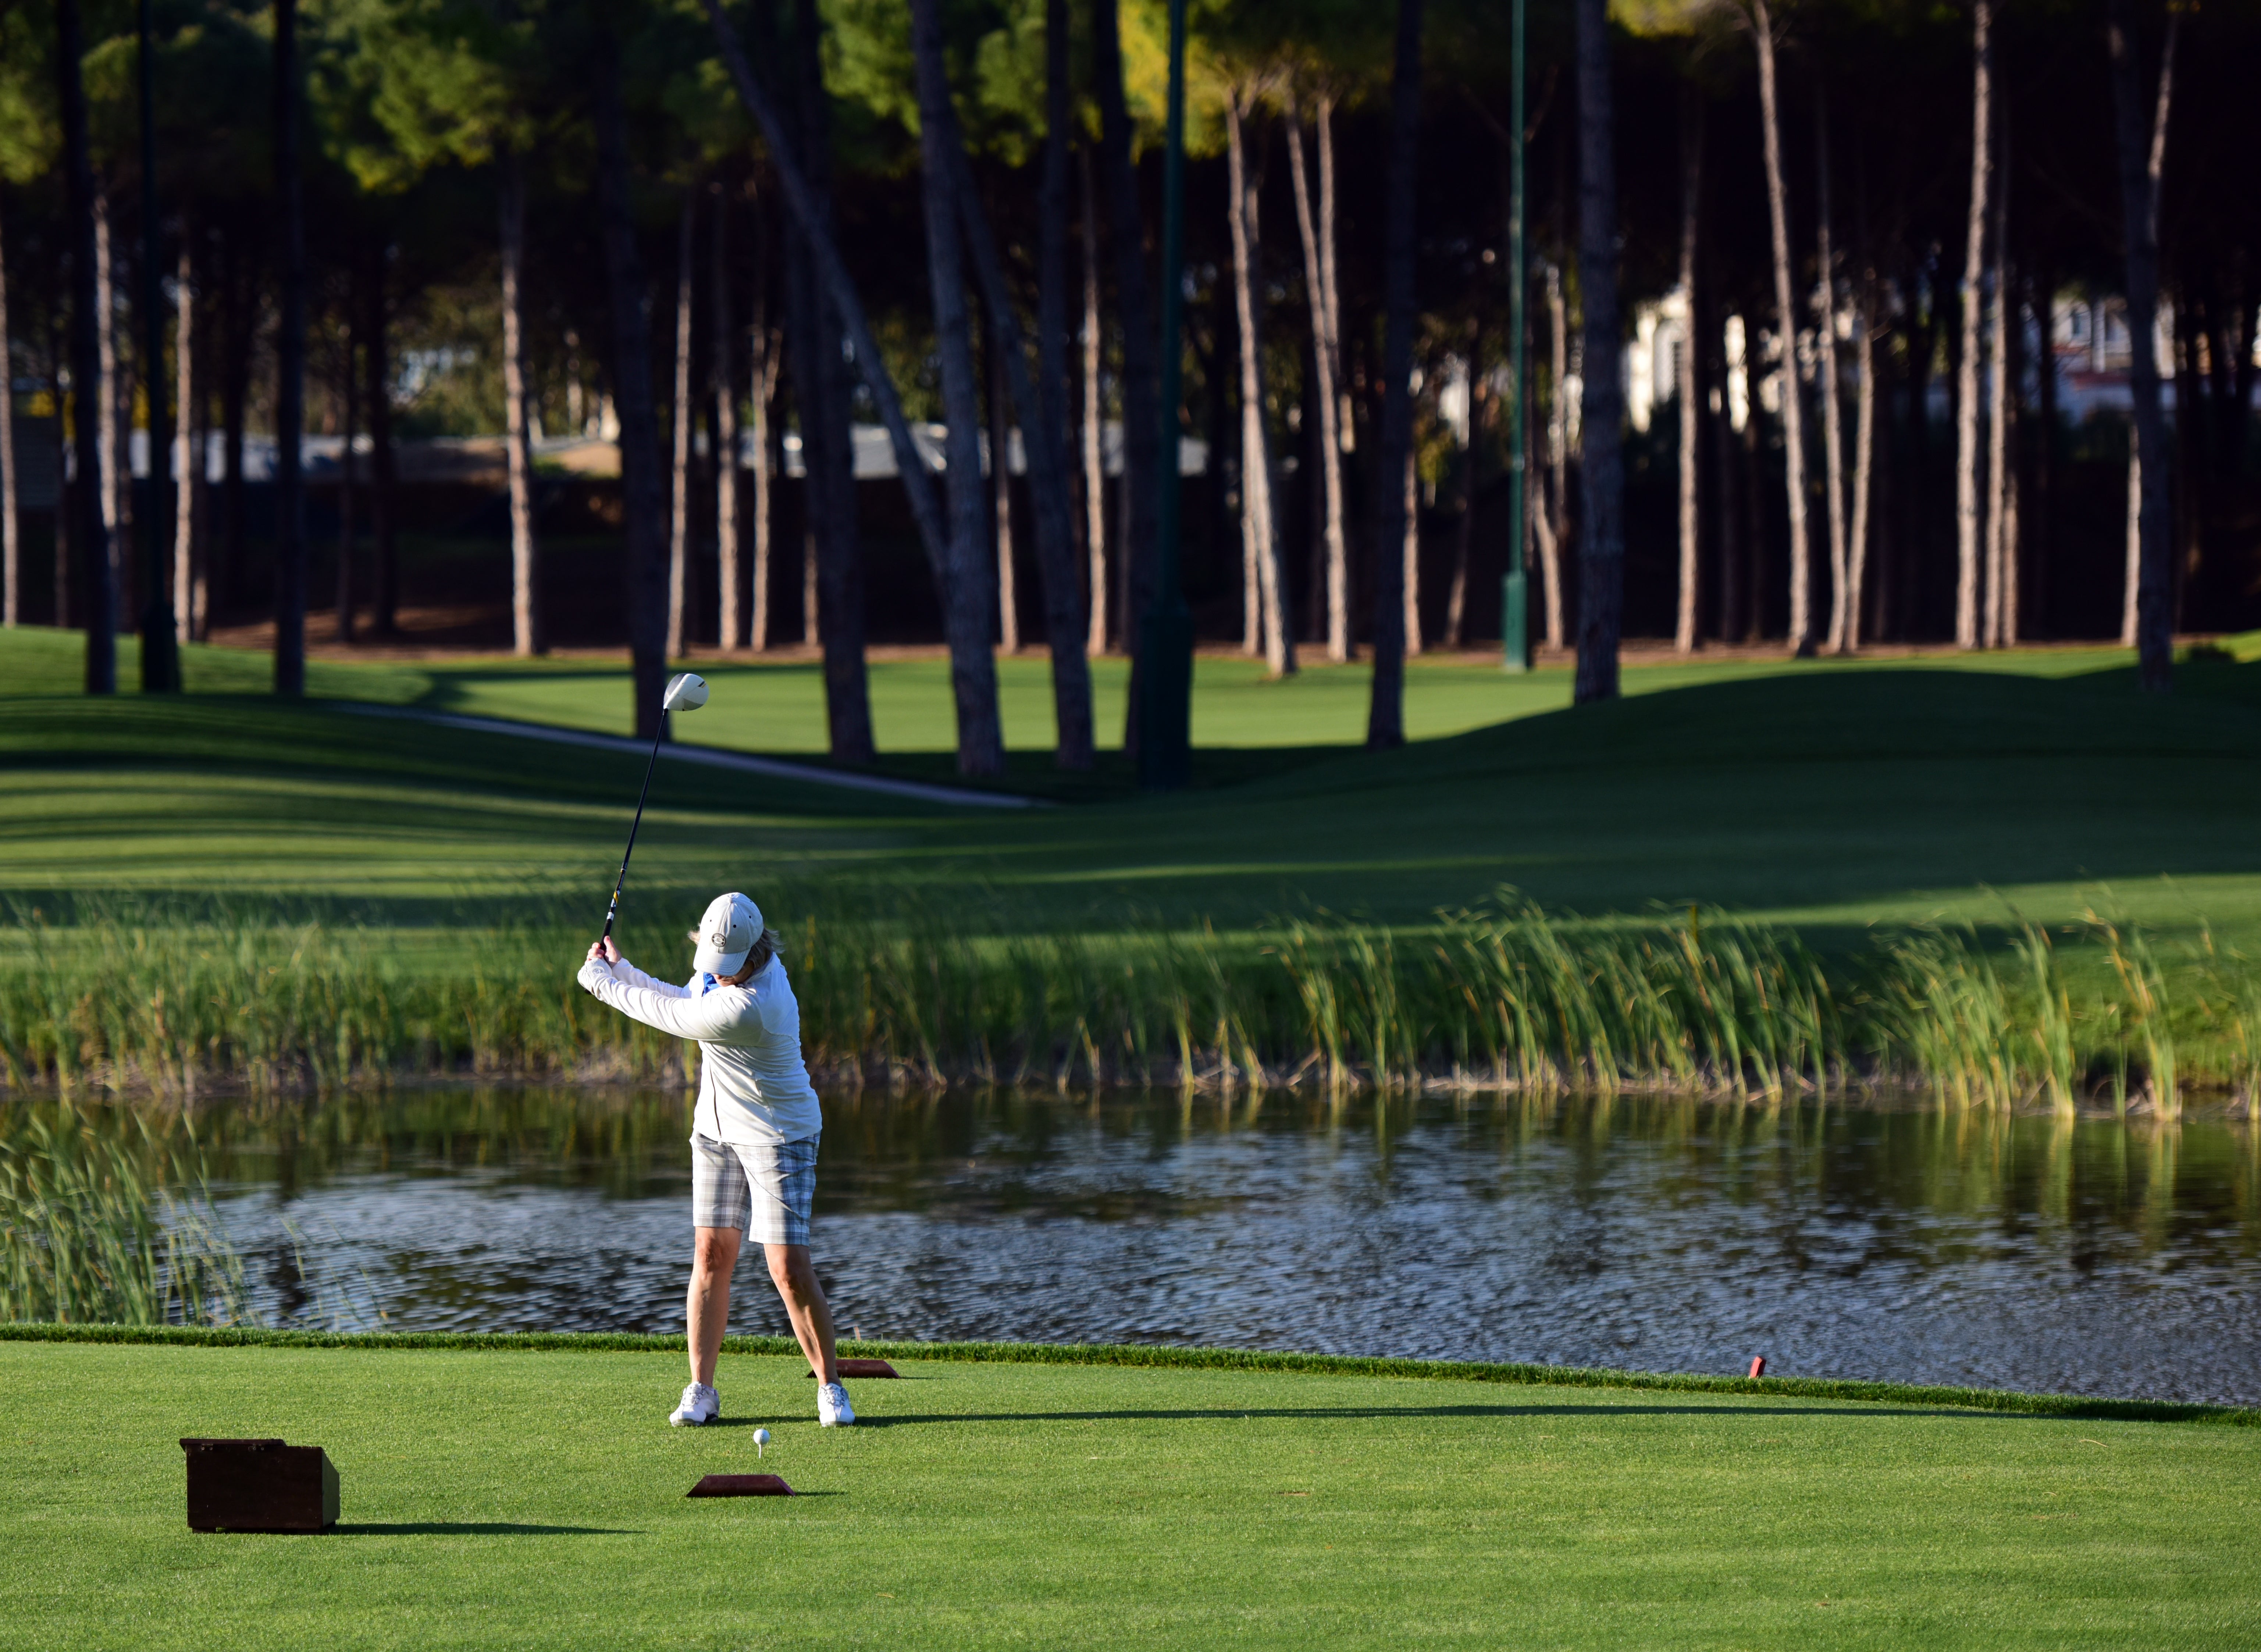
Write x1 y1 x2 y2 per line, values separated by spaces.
1501 0 1529 674
1138 0 1193 790
137 0 180 691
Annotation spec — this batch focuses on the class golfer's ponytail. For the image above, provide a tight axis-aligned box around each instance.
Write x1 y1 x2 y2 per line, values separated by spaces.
742 927 784 978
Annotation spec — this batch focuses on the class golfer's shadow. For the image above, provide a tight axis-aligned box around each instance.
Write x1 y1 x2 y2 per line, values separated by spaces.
333 1523 637 1536
854 1403 2045 1426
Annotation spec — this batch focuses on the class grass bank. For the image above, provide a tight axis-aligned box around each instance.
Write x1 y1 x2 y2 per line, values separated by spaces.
1 1337 2255 1649
11 626 2261 937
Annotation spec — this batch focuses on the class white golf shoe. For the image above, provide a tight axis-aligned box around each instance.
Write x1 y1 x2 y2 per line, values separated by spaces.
670 1382 720 1426
818 1381 855 1427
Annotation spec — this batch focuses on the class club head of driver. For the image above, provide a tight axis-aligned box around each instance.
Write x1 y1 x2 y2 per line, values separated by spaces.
663 672 709 713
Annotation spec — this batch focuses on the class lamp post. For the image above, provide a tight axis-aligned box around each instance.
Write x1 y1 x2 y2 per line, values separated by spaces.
1501 0 1530 674
1138 0 1193 790
137 0 179 691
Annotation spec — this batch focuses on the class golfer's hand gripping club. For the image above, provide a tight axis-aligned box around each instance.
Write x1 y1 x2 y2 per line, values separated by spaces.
597 673 709 951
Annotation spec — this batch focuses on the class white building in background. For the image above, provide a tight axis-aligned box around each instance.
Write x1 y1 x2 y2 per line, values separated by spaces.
1628 285 2256 434
1626 289 1691 434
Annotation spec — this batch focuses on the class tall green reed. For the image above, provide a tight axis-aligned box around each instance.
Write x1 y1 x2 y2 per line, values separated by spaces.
2091 914 2180 1119
0 1104 249 1324
0 890 2250 1106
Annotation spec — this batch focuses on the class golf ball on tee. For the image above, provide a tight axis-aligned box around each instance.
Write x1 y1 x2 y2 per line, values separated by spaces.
754 1428 771 1458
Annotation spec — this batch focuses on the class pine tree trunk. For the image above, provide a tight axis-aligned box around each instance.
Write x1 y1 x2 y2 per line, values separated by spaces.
174 233 201 641
1846 278 1877 652
2003 300 2035 653
2121 447 2141 646
1401 444 1421 658
713 183 742 651
761 0 872 756
1444 319 1481 649
1815 91 1849 652
1079 143 1108 656
94 193 121 571
747 183 776 653
1983 131 2012 648
1317 99 1349 661
58 0 114 689
1227 91 1291 677
1093 0 1160 744
667 192 695 662
337 278 357 644
1573 0 1624 702
1749 0 1811 654
1675 91 1702 655
1037 0 1082 675
364 246 398 637
1368 0 1423 748
1741 372 1767 640
501 148 541 656
1226 92 1261 661
0 189 17 628
911 0 1005 777
801 526 818 647
1284 90 1351 662
2109 0 2175 688
986 309 1019 654
594 49 670 740
48 328 68 630
1954 0 1993 649
1865 286 1894 644
271 0 309 696
1713 311 1744 642
1539 263 1569 649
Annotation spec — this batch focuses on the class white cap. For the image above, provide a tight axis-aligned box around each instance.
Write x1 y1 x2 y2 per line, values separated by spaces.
689 891 763 976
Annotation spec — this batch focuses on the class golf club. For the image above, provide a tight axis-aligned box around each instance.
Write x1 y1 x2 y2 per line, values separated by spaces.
599 672 709 945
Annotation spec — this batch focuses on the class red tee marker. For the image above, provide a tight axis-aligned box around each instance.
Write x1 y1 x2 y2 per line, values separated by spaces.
1748 1356 1767 1378
688 1474 794 1497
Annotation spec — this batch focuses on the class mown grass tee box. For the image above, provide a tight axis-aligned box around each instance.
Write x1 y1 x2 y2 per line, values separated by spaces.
1 1336 2257 1650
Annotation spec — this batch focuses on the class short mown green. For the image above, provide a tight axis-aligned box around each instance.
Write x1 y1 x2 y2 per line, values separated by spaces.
1 1335 2255 1650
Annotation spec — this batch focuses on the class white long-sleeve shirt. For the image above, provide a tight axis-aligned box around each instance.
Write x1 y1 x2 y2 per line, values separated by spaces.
576 954 823 1147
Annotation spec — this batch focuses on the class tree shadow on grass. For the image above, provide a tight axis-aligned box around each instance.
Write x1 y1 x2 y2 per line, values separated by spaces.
332 1523 640 1536
854 1403 2053 1428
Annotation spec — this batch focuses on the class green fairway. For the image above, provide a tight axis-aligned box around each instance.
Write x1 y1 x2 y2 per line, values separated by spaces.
0 622 2164 758
5 626 2261 940
2 1340 2255 1649
11 625 2261 1089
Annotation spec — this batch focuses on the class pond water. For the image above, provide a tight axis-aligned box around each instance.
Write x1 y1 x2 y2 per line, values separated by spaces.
174 1087 2261 1405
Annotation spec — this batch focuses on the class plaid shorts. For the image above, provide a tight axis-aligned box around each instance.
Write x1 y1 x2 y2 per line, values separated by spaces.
690 1133 819 1247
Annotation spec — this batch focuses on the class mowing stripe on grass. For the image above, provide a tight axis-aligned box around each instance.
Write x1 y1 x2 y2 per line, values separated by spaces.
4 1322 2251 1427
331 702 1048 809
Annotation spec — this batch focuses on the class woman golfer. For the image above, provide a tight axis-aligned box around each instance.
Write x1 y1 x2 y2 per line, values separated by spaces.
578 891 854 1428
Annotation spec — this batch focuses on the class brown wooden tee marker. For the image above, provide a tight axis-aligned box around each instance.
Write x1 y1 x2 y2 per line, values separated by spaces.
181 1439 339 1532
688 1474 795 1497
807 1358 898 1379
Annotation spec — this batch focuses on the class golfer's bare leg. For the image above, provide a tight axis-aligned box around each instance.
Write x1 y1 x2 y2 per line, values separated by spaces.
766 1243 838 1384
687 1226 741 1387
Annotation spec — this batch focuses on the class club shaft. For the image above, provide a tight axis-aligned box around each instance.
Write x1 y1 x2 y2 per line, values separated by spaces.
601 722 668 941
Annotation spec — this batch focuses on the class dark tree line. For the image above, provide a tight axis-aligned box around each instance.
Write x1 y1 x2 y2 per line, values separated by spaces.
1 0 2254 772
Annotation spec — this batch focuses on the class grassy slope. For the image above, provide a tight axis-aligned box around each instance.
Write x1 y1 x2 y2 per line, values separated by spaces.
7 627 2261 941
2 1341 2254 1650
